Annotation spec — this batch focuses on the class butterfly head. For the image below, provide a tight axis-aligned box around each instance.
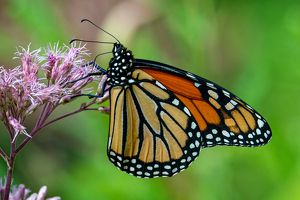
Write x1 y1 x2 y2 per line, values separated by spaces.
106 43 134 86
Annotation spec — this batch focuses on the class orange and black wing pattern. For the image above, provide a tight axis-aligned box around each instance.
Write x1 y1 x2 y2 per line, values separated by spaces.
105 43 272 178
135 62 272 148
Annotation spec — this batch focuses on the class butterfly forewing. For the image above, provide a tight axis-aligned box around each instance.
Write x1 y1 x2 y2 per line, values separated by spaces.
138 65 272 148
108 69 202 178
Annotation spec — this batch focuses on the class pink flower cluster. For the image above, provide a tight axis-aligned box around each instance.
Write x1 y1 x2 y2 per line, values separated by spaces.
0 178 60 200
0 41 99 141
0 41 111 200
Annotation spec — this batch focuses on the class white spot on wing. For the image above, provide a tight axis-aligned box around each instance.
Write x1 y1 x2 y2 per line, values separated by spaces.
128 79 135 83
156 81 166 90
258 119 264 128
230 100 238 105
194 82 201 87
184 107 191 116
223 90 230 98
164 165 171 169
206 134 213 139
191 122 197 129
207 82 217 90
172 99 180 106
108 138 112 149
222 130 230 137
246 105 253 110
186 72 197 80
162 171 169 175
255 113 261 119
195 140 200 147
256 128 261 135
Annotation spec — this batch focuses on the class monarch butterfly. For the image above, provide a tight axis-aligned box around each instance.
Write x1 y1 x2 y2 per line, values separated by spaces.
75 19 272 179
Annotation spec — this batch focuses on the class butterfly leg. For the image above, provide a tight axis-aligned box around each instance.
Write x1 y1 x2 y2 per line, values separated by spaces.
72 93 102 99
63 61 106 85
71 75 109 99
65 71 104 84
85 61 107 73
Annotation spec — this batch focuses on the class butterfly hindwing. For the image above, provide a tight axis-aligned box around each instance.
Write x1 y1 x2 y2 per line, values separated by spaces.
108 69 202 178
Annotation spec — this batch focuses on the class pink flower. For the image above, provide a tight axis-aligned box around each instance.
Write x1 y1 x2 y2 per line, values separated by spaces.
44 43 63 80
0 41 109 200
42 41 92 85
0 41 100 140
0 178 60 200
9 116 31 143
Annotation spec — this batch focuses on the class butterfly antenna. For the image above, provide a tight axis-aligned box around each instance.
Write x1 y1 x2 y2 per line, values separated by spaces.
93 52 111 62
69 38 114 44
81 19 121 44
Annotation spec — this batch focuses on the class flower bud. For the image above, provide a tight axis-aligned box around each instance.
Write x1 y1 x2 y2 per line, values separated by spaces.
98 106 110 115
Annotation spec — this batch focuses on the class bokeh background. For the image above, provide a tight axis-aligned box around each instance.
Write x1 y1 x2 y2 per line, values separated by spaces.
0 0 299 199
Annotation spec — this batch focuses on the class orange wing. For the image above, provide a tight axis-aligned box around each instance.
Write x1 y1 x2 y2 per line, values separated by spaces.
141 68 272 148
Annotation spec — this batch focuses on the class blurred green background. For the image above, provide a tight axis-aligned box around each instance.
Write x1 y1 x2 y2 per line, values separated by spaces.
0 0 299 199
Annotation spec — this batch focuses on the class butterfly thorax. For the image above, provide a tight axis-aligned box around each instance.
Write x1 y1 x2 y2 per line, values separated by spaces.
106 43 134 87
